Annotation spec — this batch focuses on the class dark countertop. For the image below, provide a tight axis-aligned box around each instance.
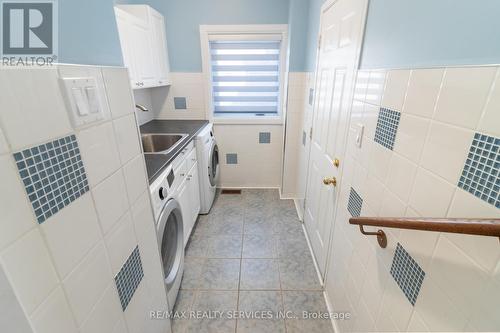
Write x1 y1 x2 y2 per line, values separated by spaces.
140 120 209 184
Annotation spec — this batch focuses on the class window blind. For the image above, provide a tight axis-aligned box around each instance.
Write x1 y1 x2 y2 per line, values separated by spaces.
209 40 282 116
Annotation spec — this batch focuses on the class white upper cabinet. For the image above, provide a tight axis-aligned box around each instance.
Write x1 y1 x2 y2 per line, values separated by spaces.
114 5 171 89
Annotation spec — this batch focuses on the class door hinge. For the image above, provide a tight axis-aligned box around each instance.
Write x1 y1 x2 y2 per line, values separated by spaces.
318 35 322 49
309 127 313 139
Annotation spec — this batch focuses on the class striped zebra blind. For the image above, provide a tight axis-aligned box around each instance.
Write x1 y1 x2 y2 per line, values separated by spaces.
209 40 282 116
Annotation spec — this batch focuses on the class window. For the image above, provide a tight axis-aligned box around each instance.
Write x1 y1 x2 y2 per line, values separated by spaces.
200 25 288 122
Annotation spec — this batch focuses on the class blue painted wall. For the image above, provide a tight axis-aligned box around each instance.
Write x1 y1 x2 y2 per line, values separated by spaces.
129 0 290 72
288 0 310 71
305 0 324 72
360 0 500 69
58 0 123 66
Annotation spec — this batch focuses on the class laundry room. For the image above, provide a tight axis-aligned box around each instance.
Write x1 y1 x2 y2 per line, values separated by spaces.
0 1 499 333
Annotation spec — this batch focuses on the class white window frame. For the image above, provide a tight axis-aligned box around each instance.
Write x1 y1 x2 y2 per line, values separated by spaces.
200 24 289 125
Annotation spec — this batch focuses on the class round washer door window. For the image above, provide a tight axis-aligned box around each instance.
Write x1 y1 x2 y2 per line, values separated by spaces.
208 143 219 187
157 200 183 289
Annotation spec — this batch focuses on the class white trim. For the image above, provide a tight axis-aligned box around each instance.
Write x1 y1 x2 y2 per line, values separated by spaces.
200 24 289 125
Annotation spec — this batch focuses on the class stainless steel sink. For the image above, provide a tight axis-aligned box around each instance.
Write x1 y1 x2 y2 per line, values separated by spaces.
141 133 188 154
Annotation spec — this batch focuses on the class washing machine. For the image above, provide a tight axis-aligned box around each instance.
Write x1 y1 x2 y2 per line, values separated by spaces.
195 123 219 214
150 162 185 308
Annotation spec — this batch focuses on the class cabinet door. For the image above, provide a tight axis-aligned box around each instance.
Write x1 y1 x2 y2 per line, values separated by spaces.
150 10 171 85
177 180 191 246
114 9 138 86
129 18 157 88
188 163 201 222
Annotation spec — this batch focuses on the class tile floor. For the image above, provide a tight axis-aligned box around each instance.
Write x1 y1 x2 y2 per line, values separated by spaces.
172 189 334 333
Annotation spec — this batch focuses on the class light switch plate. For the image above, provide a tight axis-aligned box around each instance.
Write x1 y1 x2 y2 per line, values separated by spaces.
60 77 104 128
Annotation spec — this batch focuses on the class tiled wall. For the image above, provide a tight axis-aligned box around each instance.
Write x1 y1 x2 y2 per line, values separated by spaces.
0 65 170 333
151 72 286 188
325 66 500 332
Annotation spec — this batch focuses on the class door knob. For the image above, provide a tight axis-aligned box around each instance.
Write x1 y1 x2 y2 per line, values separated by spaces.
323 177 337 186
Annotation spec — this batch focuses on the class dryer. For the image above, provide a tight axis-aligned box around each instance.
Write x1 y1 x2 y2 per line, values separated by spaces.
194 123 219 214
150 162 184 308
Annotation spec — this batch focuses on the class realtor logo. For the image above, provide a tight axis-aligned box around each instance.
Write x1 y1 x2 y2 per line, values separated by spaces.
1 0 57 66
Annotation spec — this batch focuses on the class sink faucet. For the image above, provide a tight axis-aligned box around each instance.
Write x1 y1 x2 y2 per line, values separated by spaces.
135 104 149 112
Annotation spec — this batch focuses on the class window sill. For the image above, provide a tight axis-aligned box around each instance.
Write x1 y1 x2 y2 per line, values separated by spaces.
212 116 284 125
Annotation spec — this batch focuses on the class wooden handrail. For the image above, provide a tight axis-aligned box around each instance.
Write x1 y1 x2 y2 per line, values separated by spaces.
349 217 500 248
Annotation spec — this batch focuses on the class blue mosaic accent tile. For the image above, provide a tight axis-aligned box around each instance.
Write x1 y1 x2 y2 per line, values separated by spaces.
390 243 425 306
226 153 238 164
259 132 271 144
458 133 500 209
115 246 144 311
13 135 89 224
374 107 401 150
347 187 363 217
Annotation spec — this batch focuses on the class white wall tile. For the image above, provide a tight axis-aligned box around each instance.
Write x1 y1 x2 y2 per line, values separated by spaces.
92 169 129 235
112 318 128 333
434 67 496 129
367 142 392 182
101 68 135 119
428 236 488 313
379 188 406 218
381 70 410 111
448 188 499 219
351 298 375 332
30 287 78 333
353 71 370 102
466 279 500 331
63 242 111 325
407 311 429 332
398 229 438 270
105 212 137 274
393 114 431 163
0 265 32 333
0 229 58 314
0 127 9 154
130 192 166 304
78 122 121 188
0 155 36 250
385 153 417 203
478 69 500 137
41 194 101 278
415 278 467 331
408 168 455 217
122 155 148 205
376 278 414 331
362 174 384 214
123 282 149 333
113 114 141 164
403 68 444 118
361 103 379 140
365 70 386 106
80 284 123 333
0 68 72 151
420 121 474 184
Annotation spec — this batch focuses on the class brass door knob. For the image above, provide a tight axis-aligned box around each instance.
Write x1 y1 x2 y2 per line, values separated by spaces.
333 158 340 168
323 177 337 186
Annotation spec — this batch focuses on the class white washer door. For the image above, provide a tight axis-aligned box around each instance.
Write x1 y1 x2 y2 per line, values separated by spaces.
207 141 219 187
157 199 184 290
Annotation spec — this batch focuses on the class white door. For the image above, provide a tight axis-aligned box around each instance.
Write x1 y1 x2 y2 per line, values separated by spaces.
303 0 368 278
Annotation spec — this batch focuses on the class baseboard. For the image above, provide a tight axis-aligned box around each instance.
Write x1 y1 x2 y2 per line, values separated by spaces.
293 198 304 221
323 289 341 333
300 223 324 288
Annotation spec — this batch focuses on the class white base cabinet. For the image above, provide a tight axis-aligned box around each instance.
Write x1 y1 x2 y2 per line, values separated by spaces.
178 148 201 246
115 5 171 89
